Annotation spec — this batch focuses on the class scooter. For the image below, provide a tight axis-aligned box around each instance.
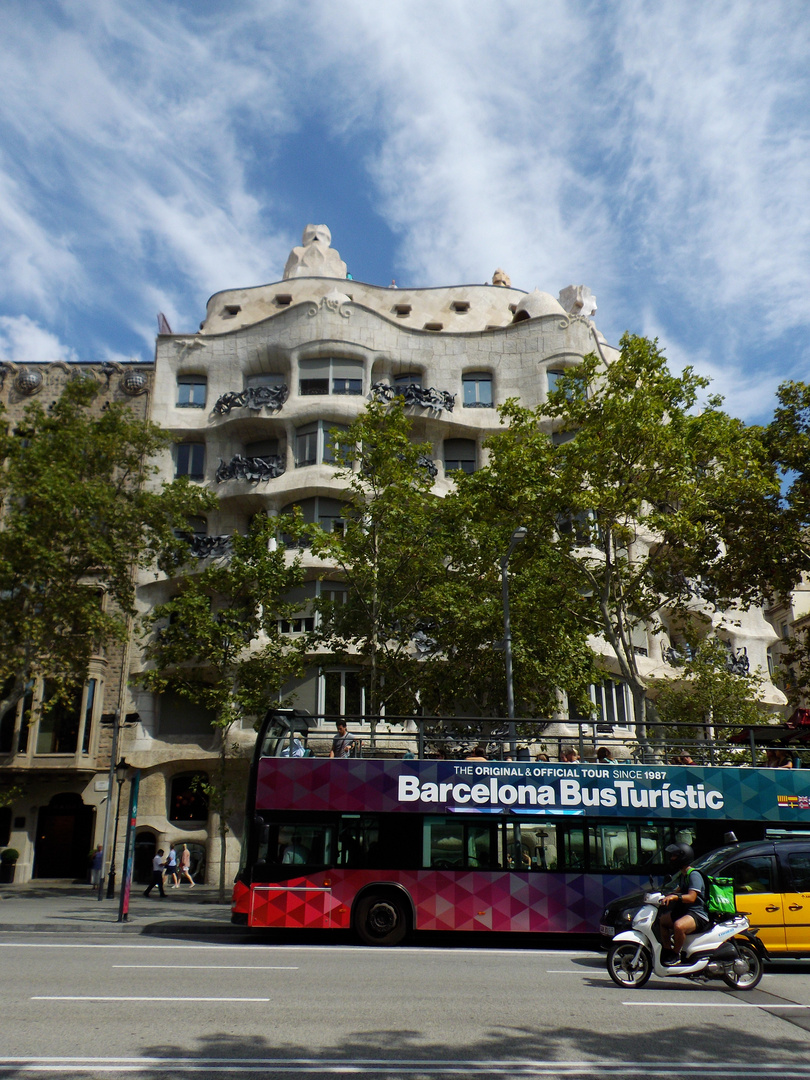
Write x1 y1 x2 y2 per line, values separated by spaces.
606 890 767 990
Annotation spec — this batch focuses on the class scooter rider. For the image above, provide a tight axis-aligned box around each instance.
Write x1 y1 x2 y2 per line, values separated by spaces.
659 843 710 965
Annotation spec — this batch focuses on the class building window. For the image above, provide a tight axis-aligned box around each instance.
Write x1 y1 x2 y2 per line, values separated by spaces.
176 443 205 480
16 683 33 754
280 582 317 634
299 358 363 397
394 373 422 389
282 497 349 544
177 375 207 408
245 438 280 460
295 422 347 467
246 372 285 389
444 438 477 475
547 369 564 393
81 679 97 755
169 773 209 822
323 669 365 718
36 684 83 754
0 704 13 754
570 679 630 730
462 372 493 408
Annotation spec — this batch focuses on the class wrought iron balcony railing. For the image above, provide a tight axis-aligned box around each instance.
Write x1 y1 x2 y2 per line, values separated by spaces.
371 382 455 412
215 454 286 483
213 384 289 415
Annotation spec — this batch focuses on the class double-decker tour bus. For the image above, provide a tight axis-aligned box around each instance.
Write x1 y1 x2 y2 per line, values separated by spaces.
231 710 810 945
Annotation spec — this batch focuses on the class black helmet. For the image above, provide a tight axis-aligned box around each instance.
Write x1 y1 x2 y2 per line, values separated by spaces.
665 842 694 870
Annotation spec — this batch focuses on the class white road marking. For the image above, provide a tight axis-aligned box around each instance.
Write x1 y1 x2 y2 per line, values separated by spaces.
1 1057 810 1076
0 940 592 957
111 964 298 970
623 1001 810 1008
31 996 271 1002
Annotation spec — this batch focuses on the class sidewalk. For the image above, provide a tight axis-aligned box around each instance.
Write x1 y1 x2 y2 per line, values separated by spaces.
0 881 247 936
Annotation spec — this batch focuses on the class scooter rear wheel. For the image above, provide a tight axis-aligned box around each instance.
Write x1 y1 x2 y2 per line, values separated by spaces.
721 941 763 991
607 941 652 988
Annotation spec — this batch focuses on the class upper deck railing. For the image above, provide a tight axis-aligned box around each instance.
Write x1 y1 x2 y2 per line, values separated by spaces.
259 710 810 769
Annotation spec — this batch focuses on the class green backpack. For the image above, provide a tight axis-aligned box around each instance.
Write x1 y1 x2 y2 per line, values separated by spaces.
689 867 736 920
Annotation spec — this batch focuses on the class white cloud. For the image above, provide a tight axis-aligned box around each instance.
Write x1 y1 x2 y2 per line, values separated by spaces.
0 315 79 365
0 0 807 422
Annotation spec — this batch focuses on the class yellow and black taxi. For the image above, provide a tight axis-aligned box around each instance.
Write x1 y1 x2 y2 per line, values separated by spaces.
600 837 810 957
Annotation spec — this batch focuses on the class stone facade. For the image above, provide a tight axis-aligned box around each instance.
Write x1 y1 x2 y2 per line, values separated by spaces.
1 227 789 886
125 226 786 883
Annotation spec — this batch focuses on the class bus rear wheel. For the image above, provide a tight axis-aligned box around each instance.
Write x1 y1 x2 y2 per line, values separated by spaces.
355 891 409 946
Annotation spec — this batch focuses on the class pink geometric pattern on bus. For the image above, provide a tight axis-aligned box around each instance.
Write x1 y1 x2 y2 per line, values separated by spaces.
250 885 350 930
242 868 633 934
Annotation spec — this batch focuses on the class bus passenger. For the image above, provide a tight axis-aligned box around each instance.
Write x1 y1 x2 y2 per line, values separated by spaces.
596 747 617 764
330 721 357 759
561 747 580 763
766 748 793 768
465 745 488 761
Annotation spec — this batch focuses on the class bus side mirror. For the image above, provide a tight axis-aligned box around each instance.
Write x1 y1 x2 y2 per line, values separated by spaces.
254 816 270 846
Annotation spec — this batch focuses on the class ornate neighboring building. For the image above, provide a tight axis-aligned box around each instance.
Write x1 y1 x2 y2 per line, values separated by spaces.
0 360 152 883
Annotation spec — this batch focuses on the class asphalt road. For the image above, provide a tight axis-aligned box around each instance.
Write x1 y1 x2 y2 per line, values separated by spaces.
2 933 810 1078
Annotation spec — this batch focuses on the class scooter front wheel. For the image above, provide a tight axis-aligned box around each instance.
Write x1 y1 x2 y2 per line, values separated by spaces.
607 941 652 988
721 941 763 991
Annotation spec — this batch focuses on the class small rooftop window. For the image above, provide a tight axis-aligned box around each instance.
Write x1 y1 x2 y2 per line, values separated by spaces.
275 294 293 306
423 322 443 332
393 303 412 317
222 305 241 317
451 300 470 313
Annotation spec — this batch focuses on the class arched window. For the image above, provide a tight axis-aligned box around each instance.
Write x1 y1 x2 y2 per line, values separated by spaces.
169 773 209 822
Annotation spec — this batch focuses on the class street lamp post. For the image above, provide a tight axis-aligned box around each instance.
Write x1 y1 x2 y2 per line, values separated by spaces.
501 526 528 756
105 758 129 899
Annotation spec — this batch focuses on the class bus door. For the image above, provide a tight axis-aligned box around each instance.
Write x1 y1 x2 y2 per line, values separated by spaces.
251 820 336 930
782 847 810 954
727 854 785 955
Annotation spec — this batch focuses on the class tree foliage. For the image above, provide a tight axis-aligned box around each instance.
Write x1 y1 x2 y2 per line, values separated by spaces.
475 334 783 752
652 633 767 758
308 401 446 716
0 377 212 727
140 511 307 896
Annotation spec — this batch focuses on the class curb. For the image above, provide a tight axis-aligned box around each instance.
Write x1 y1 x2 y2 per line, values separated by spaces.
0 920 250 936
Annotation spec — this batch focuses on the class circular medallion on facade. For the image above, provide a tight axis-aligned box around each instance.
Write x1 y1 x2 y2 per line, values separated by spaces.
121 370 148 395
14 368 43 394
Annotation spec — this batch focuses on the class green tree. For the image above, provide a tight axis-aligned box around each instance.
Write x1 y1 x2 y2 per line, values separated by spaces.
308 401 446 717
140 512 306 897
309 400 596 747
652 632 768 761
428 423 598 723
479 334 783 756
761 380 810 708
0 377 212 729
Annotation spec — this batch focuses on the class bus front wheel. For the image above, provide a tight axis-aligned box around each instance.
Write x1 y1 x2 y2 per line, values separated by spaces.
355 891 409 946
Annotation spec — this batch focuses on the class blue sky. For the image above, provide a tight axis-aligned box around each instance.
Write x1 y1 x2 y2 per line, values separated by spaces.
1 0 808 423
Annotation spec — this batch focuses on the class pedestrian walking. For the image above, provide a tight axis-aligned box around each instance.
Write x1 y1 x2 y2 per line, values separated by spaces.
89 844 103 887
144 849 166 897
165 844 179 888
177 843 195 887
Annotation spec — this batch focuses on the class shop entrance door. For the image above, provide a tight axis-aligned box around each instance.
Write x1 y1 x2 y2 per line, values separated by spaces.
34 793 95 879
